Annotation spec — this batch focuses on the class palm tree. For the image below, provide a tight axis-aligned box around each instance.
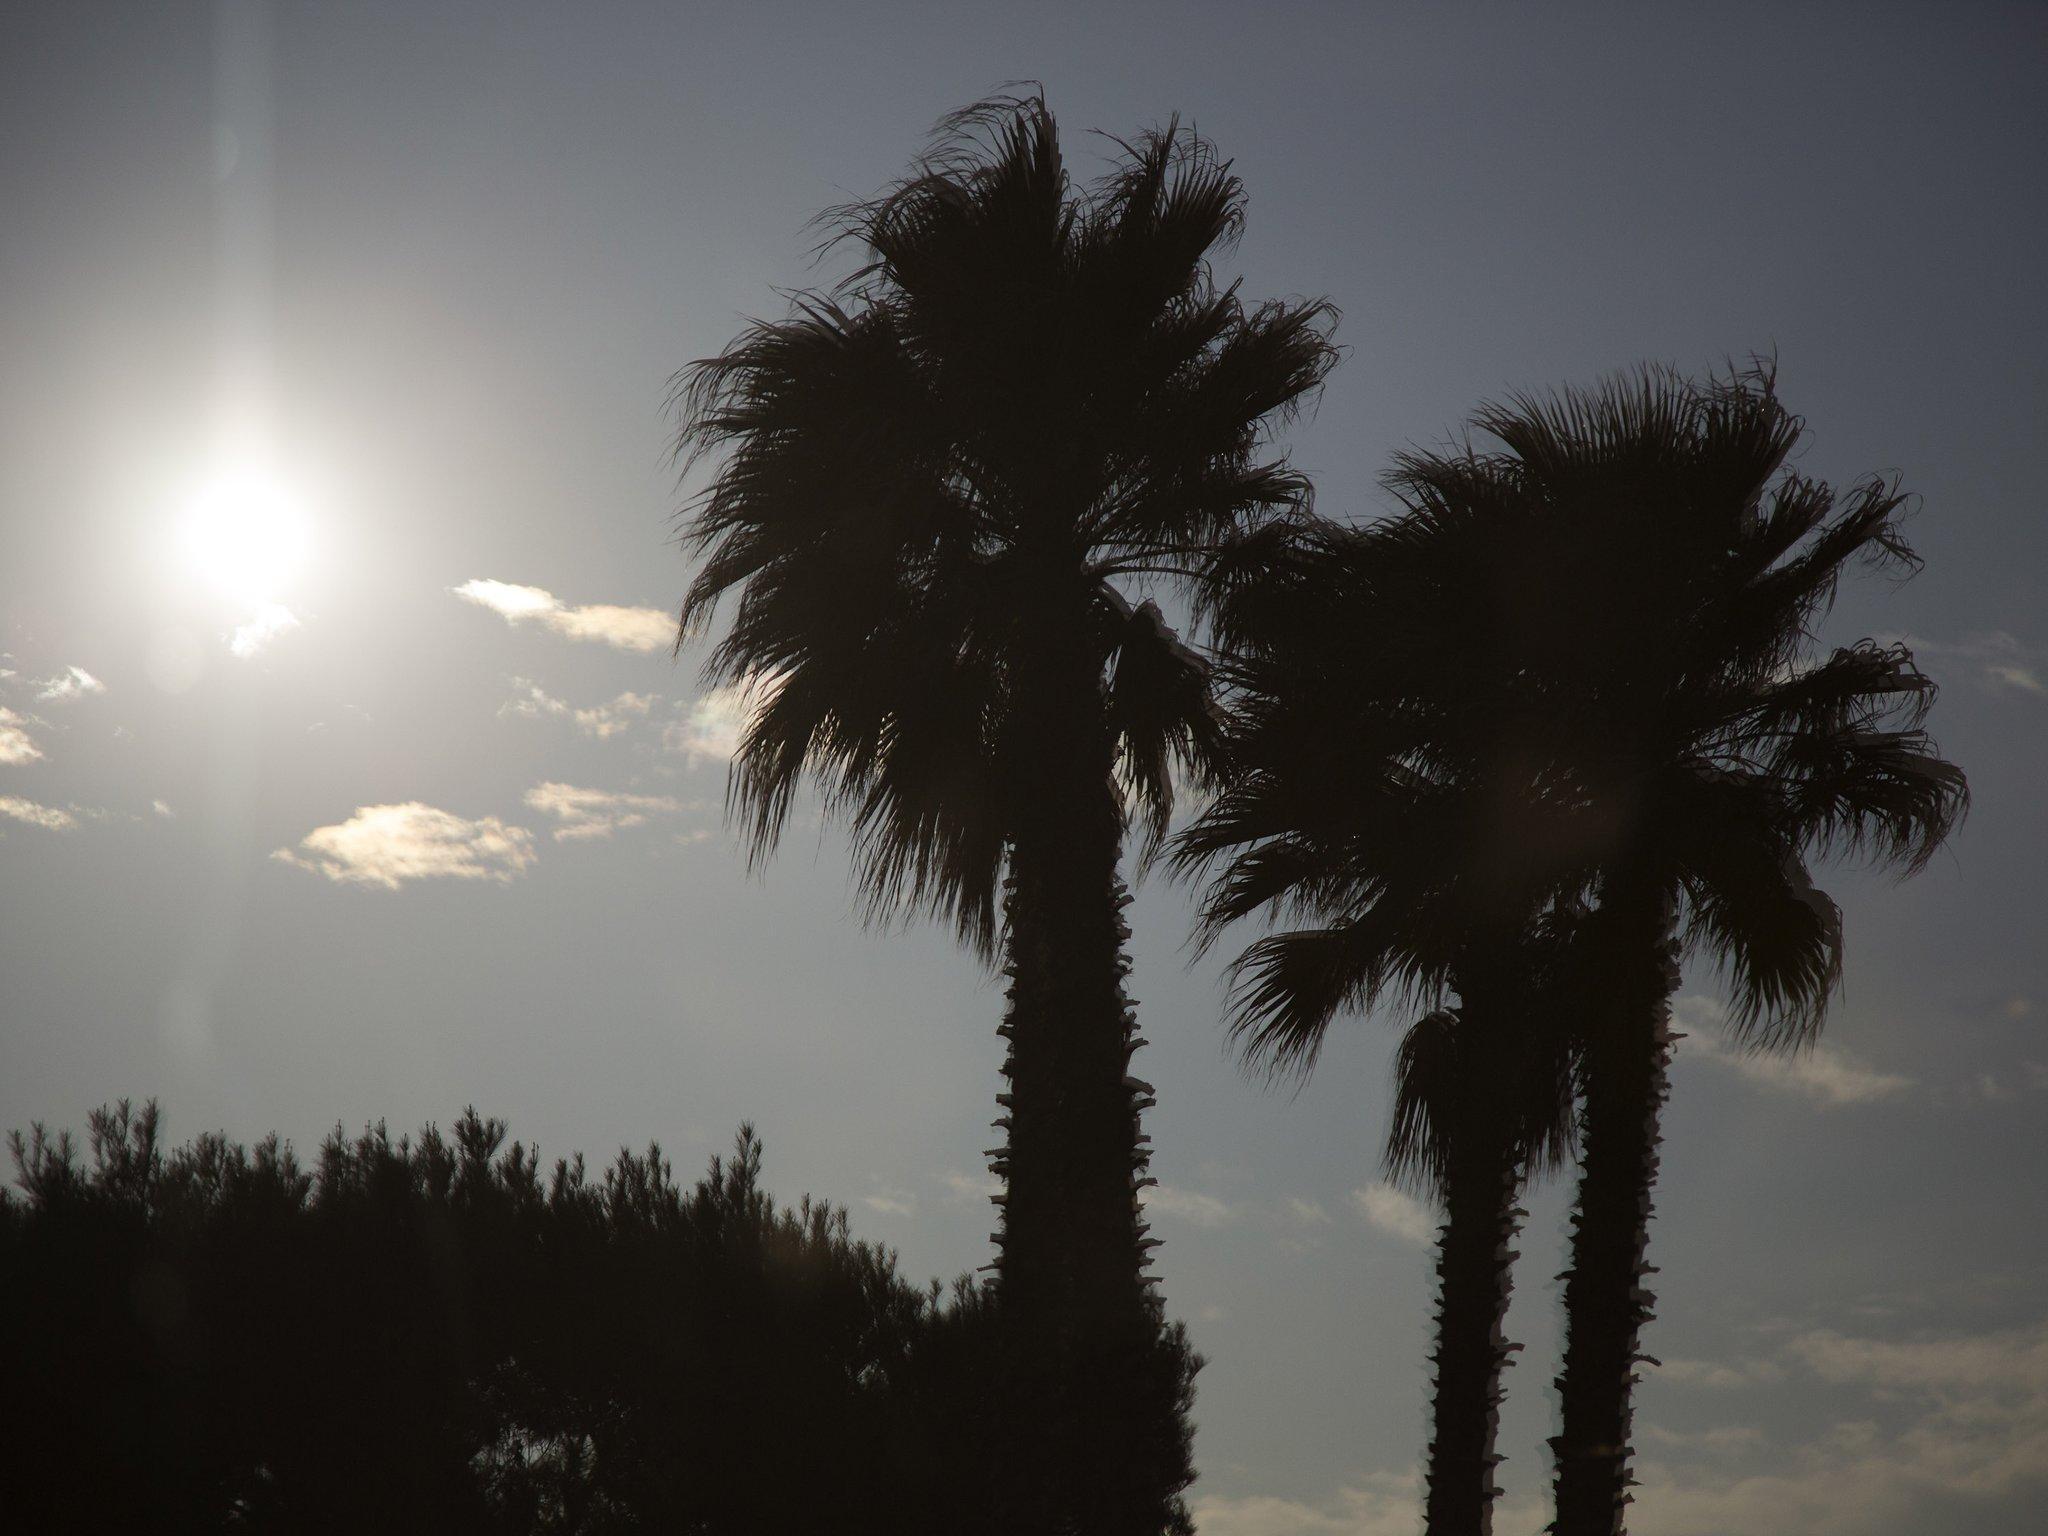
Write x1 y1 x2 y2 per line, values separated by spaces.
1371 366 1966 1536
1175 515 1583 1536
671 94 1337 1533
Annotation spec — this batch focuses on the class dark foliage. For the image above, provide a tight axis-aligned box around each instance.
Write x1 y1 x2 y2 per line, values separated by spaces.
0 1100 1199 1535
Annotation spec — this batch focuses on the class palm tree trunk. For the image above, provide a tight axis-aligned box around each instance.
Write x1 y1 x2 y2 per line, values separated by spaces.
1549 887 1680 1536
1424 1124 1524 1536
989 641 1179 1535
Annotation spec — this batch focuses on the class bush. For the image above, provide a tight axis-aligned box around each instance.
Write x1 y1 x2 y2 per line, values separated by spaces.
0 1100 1200 1533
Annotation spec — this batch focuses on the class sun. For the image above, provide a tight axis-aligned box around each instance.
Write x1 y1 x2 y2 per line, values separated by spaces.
184 466 312 603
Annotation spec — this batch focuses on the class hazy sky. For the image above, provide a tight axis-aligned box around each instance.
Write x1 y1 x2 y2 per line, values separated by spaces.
3 4 2044 1532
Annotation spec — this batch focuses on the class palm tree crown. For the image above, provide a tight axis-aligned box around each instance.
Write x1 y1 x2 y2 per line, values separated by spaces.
1372 366 1964 1042
675 94 1336 947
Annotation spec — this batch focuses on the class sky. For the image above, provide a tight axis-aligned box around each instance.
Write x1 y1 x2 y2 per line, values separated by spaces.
2 3 2045 1531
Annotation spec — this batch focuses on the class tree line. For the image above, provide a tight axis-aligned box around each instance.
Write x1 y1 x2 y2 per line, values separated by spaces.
0 1099 1197 1532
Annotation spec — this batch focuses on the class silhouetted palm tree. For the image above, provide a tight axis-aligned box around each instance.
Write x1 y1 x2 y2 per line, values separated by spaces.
1175 516 1582 1536
672 94 1336 1533
1373 367 1966 1536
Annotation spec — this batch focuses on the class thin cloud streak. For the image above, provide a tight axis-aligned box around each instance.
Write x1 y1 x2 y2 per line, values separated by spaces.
453 579 673 654
0 794 77 831
1676 997 1912 1107
500 677 655 739
1898 630 2046 697
522 782 688 841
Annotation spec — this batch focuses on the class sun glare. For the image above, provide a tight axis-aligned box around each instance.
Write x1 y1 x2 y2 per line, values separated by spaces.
185 468 311 603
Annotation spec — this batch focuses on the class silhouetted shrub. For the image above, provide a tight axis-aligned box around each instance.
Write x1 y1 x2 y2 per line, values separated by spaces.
0 1100 1201 1533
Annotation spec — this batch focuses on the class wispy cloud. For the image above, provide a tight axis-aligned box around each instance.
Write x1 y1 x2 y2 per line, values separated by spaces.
1901 630 2046 696
1193 1470 1545 1536
0 707 43 765
1201 1318 2048 1535
151 799 175 819
1656 1356 1784 1390
1141 1183 1238 1228
522 781 687 841
229 604 300 658
940 1169 1001 1202
862 1184 918 1218
1282 1196 1334 1228
1675 997 1912 1107
1639 1424 1766 1455
0 794 77 831
453 579 673 654
1630 1319 2048 1534
500 677 656 739
662 678 775 764
273 803 537 889
32 665 105 702
1790 1321 2048 1396
1350 1183 1436 1247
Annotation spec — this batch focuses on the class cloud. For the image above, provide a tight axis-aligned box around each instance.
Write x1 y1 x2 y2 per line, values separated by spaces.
1192 1471 1545 1536
0 707 42 765
1675 996 1912 1106
1900 630 2046 697
1988 664 2043 693
1640 1423 1766 1455
862 1185 917 1218
1628 1320 2048 1535
1657 1356 1782 1390
151 799 175 818
940 1169 1001 1202
33 665 105 702
500 677 656 739
229 604 300 658
522 781 687 841
1282 1196 1334 1227
663 679 774 764
1351 1183 1436 1247
0 794 77 832
1140 1184 1237 1228
1790 1322 2048 1397
273 803 537 889
453 579 673 654
1201 1320 2048 1536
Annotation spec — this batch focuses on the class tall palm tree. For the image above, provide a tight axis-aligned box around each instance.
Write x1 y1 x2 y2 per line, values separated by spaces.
1175 515 1584 1536
1371 367 1966 1536
671 95 1337 1533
